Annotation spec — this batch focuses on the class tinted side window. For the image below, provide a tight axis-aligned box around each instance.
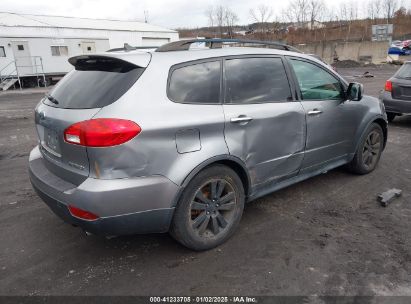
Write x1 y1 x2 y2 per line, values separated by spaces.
224 57 292 104
168 61 221 104
290 59 344 101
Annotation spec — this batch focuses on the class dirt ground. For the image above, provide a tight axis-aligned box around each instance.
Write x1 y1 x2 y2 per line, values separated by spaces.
1 65 411 296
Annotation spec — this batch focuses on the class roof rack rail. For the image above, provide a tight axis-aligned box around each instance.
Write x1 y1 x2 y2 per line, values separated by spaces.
155 39 301 53
107 43 158 52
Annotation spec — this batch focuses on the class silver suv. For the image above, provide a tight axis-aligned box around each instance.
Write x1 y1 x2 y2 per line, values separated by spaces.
29 39 388 250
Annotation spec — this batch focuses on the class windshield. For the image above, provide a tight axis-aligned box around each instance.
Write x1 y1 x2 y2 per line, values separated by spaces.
45 56 144 109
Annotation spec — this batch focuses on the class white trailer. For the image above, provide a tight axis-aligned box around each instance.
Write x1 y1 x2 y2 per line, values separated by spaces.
0 12 179 90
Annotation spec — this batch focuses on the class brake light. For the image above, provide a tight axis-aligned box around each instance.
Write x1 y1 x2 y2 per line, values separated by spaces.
64 118 141 147
385 80 392 92
68 205 99 221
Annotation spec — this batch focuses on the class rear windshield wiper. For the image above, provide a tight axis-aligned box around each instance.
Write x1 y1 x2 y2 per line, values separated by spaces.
45 93 59 105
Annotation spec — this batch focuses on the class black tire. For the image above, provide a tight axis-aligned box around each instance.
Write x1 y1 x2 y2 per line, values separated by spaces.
347 123 384 175
170 165 245 251
387 112 396 123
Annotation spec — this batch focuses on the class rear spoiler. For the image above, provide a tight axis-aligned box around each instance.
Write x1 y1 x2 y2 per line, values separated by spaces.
68 53 151 68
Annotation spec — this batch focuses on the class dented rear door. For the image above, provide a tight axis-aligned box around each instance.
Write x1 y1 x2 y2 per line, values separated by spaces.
222 56 305 186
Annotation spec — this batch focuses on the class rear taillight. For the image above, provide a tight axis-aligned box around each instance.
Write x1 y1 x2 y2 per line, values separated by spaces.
68 205 99 221
385 80 392 92
64 118 141 147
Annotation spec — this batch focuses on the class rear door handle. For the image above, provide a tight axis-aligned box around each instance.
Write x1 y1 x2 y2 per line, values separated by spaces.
230 116 253 123
308 109 323 115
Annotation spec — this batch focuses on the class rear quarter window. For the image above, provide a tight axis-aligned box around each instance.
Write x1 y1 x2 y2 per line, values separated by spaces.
168 61 221 104
45 56 144 109
395 63 411 79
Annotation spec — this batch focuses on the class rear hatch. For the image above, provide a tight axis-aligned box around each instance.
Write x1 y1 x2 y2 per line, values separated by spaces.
35 54 148 185
392 63 411 101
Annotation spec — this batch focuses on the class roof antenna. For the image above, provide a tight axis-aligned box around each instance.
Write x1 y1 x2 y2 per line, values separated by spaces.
124 43 135 51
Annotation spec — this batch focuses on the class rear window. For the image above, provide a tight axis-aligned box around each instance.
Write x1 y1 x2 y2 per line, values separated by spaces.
168 61 221 104
45 57 144 109
395 63 411 79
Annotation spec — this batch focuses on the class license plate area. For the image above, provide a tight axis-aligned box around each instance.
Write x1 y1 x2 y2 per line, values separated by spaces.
402 86 411 97
43 128 62 158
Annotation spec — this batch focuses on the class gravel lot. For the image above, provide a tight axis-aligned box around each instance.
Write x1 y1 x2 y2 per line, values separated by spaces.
1 65 411 296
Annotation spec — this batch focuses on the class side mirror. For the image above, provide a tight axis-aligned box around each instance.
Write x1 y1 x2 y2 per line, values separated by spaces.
347 82 364 101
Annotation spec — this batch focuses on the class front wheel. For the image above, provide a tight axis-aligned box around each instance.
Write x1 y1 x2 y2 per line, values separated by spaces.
347 123 384 175
170 165 245 251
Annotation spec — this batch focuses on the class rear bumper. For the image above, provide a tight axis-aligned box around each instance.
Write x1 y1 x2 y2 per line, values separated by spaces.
29 146 179 236
380 91 411 114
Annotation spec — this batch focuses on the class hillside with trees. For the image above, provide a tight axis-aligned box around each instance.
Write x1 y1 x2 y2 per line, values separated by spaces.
178 0 411 45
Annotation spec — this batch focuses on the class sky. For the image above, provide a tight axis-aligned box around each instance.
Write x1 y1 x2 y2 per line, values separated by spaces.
0 0 410 29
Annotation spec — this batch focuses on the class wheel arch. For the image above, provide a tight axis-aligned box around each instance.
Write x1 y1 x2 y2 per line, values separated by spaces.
354 115 388 154
373 117 388 149
172 155 251 207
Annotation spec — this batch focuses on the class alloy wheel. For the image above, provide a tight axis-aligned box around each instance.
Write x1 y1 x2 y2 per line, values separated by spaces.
190 179 237 237
362 130 381 170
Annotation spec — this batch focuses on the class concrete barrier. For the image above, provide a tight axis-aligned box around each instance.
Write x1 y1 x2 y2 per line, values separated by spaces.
297 41 389 64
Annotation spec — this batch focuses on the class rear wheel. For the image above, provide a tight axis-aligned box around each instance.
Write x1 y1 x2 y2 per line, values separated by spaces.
347 123 384 175
170 165 245 251
387 112 397 123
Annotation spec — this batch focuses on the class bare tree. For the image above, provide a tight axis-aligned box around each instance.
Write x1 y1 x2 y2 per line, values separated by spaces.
339 2 348 21
250 4 273 38
367 0 376 20
382 0 399 22
308 0 326 28
373 0 383 19
205 6 215 28
215 5 225 37
205 5 239 38
364 0 376 40
338 1 358 21
306 0 326 42
250 4 273 23
205 6 216 37
339 1 359 42
224 8 239 38
349 2 359 21
284 0 310 25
